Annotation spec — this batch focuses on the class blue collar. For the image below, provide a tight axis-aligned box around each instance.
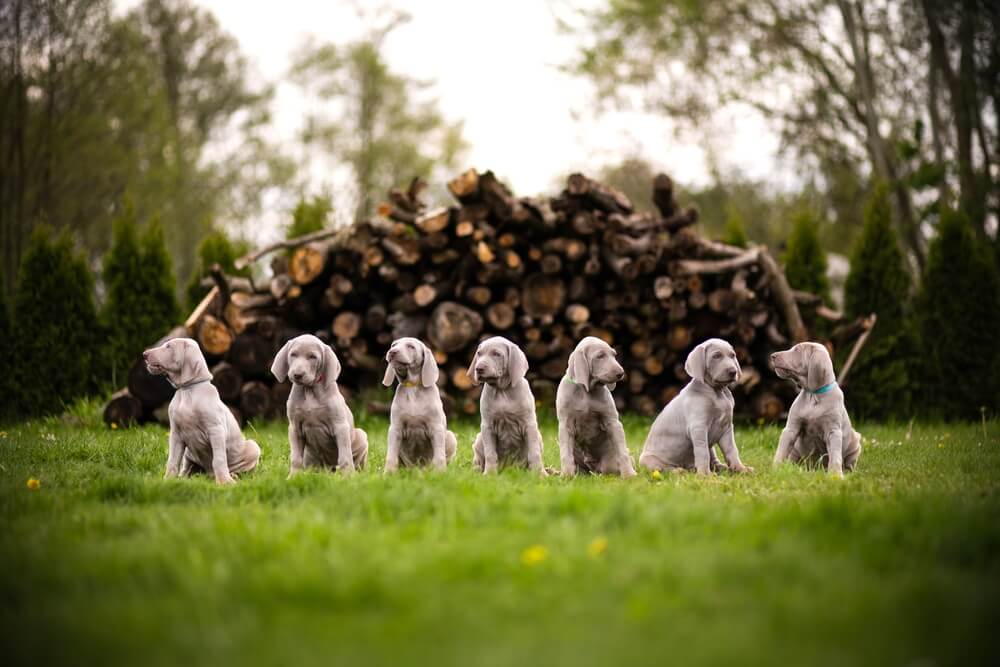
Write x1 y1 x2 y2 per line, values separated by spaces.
810 382 837 395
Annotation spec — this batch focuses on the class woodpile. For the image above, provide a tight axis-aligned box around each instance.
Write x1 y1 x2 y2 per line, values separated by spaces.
103 169 872 427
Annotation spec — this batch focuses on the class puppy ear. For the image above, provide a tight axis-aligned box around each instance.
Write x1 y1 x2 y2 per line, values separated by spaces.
506 342 529 385
733 350 742 381
466 349 480 386
271 339 293 382
420 341 439 388
684 341 708 380
382 362 397 387
323 344 342 384
178 340 208 385
567 346 591 391
805 344 833 390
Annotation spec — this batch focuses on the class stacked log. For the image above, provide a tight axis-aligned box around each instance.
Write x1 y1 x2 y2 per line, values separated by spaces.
103 170 868 426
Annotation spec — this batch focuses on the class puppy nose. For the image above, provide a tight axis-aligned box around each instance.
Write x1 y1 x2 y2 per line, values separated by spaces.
475 364 487 373
615 370 625 381
726 368 738 379
291 372 304 382
388 349 398 359
142 350 151 359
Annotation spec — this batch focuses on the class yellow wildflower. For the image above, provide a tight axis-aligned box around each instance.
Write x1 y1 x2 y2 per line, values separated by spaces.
111 422 119 430
26 478 40 490
521 545 548 566
587 536 608 558
651 470 662 480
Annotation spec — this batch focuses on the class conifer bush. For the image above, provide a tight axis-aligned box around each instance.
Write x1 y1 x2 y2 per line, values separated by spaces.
185 229 250 310
721 206 748 248
783 209 830 303
842 185 914 419
0 275 12 417
915 208 1000 418
12 226 103 416
102 211 178 385
287 195 332 240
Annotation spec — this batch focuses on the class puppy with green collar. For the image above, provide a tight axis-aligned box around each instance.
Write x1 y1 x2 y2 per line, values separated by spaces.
771 342 862 477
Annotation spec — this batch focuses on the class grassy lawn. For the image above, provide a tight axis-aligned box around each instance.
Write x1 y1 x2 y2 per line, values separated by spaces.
1 403 998 667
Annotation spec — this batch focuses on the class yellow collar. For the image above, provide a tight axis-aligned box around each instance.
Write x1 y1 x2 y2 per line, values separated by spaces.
401 380 420 388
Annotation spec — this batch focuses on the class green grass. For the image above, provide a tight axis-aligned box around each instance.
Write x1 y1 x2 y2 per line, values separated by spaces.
1 402 998 666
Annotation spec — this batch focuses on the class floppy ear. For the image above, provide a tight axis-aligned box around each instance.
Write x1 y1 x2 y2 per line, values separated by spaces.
323 344 342 384
567 346 591 391
382 362 397 387
506 342 529 386
684 341 708 380
733 350 742 381
805 345 833 390
177 340 208 385
271 339 293 382
420 341 439 388
466 349 480 386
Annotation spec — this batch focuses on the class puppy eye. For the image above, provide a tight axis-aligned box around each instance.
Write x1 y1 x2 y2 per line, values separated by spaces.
713 352 722 359
596 352 605 359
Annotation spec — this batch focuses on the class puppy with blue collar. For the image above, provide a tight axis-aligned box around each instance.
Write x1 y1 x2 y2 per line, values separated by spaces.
771 342 862 477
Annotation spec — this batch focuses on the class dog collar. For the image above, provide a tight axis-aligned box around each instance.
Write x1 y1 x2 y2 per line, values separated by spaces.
810 382 837 395
401 380 420 388
564 374 577 385
170 377 212 390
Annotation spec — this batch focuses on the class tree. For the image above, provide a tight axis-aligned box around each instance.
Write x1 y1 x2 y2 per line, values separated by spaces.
137 218 179 338
185 229 250 310
288 195 333 240
783 209 831 302
290 11 467 223
12 226 102 416
914 208 1000 418
101 204 145 385
842 184 915 418
567 1 1000 267
0 0 291 292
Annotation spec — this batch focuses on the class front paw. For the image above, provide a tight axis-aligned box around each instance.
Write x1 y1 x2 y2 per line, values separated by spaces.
710 461 729 473
696 467 712 476
733 464 755 474
339 465 356 477
164 469 179 480
216 475 236 486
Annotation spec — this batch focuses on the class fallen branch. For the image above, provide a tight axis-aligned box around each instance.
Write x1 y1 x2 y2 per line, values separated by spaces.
837 314 877 386
234 228 345 270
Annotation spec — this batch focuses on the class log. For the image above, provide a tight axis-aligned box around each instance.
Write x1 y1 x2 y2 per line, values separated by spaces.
752 392 784 421
227 332 273 378
210 362 244 403
427 302 483 353
289 242 328 285
197 314 233 357
522 273 566 318
270 381 292 417
239 381 273 421
413 284 437 308
486 302 516 330
103 389 143 427
332 312 363 341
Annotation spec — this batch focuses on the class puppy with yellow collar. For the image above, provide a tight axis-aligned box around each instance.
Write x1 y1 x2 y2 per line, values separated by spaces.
382 337 458 472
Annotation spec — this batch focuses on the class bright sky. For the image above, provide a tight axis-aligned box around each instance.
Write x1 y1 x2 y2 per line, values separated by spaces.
116 0 785 233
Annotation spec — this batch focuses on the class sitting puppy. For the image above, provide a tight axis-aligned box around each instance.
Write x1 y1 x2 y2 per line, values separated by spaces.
556 336 635 477
770 342 862 477
271 334 368 477
639 338 753 475
144 337 260 485
468 336 546 475
382 337 457 471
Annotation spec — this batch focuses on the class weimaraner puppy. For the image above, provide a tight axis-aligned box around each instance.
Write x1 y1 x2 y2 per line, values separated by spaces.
770 342 862 478
468 336 547 475
271 334 368 477
639 338 753 475
556 336 636 477
382 337 458 471
144 337 260 485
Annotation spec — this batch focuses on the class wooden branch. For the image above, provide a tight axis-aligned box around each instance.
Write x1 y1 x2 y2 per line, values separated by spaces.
757 247 807 342
837 314 877 386
184 286 219 333
675 248 760 274
234 228 345 270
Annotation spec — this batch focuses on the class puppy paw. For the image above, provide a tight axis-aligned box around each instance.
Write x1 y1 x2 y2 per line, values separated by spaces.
216 475 237 486
733 464 755 474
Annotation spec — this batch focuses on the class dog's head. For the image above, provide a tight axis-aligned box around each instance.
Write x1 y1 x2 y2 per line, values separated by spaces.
770 342 835 391
143 337 210 387
685 338 741 389
383 337 438 388
270 334 341 389
467 336 528 389
566 336 624 391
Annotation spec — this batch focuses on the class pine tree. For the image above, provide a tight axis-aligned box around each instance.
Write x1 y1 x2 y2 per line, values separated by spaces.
783 208 831 303
185 229 250 310
721 205 748 248
139 219 180 339
288 195 332 239
915 208 1000 418
842 185 915 419
12 227 103 416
